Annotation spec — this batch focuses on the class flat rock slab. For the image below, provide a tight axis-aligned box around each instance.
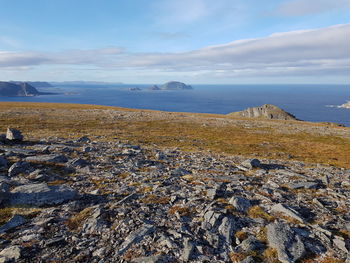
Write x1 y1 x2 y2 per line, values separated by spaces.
0 215 26 234
271 203 305 223
24 155 68 163
267 221 305 263
117 224 155 255
9 183 77 206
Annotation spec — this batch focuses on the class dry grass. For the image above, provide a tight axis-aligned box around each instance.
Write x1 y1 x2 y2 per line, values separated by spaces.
168 206 191 217
247 206 274 222
0 207 42 225
65 207 93 231
0 102 349 168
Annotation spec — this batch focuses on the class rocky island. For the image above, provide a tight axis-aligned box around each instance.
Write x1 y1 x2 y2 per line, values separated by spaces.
339 101 350 109
149 81 193 91
0 102 349 263
228 104 298 121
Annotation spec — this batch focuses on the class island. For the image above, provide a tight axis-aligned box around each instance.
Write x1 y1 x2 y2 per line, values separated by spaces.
0 81 55 97
148 81 192 90
228 104 298 121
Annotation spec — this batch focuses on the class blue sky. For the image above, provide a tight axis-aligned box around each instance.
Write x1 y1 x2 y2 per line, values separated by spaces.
0 0 350 84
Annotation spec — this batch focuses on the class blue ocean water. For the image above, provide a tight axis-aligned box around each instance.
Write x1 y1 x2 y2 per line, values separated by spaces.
1 84 350 126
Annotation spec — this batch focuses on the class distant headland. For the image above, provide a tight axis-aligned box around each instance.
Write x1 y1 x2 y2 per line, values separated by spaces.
0 81 55 97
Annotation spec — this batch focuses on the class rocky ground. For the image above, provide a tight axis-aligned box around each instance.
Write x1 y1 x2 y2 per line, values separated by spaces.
0 128 349 263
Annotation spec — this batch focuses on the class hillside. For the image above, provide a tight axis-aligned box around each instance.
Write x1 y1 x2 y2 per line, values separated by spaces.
0 102 349 262
0 82 40 97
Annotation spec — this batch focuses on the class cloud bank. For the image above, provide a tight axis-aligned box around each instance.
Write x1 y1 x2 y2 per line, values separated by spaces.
1 24 350 79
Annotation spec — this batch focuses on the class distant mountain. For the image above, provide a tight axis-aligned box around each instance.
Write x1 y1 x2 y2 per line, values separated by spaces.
228 104 298 121
159 81 192 90
0 82 40 97
51 81 123 86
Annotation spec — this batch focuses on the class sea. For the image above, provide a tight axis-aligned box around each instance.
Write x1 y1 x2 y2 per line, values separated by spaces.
1 84 350 127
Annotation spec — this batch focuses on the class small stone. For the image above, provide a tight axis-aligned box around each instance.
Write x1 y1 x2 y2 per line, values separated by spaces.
6 128 23 141
229 196 252 212
76 136 91 143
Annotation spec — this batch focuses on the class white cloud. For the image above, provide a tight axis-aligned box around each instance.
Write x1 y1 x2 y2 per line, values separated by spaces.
1 24 350 79
277 0 350 16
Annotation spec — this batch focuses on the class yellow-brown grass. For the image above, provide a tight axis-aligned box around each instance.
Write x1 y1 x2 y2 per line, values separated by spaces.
0 102 349 168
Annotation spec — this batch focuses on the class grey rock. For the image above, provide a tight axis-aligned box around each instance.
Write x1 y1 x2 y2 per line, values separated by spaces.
24 154 68 163
240 256 256 263
9 183 77 206
132 255 168 263
271 203 305 223
181 238 195 261
6 128 23 141
218 215 237 245
235 236 264 253
0 215 26 234
117 224 155 255
0 246 22 261
240 159 261 170
333 237 348 253
171 168 191 177
0 183 8 204
76 136 91 143
267 221 306 263
68 158 89 168
287 181 319 190
229 196 252 212
8 161 31 177
0 157 7 169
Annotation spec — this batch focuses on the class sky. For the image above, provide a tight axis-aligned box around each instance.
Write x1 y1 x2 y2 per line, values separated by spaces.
0 0 350 84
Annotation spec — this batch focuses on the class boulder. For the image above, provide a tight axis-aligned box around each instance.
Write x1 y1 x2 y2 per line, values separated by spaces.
8 161 31 177
6 128 23 141
9 183 77 206
229 196 252 212
271 203 305 223
267 221 305 263
24 154 68 163
0 215 26 234
0 157 7 169
0 246 22 262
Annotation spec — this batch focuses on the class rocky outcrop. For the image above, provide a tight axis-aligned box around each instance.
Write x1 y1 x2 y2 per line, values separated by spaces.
228 104 298 120
0 128 349 262
339 101 350 109
0 82 40 97
159 81 192 90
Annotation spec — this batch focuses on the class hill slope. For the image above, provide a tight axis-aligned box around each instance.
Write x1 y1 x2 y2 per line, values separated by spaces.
0 82 40 96
228 104 298 120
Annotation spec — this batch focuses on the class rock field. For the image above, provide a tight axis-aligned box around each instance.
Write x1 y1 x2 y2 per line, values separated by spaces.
0 128 349 262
